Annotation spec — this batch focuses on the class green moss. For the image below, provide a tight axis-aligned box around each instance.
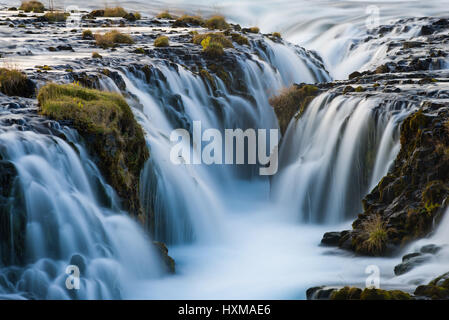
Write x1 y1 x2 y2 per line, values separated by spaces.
360 288 413 300
330 287 362 300
330 287 413 300
204 15 229 30
92 52 102 59
202 39 225 58
154 36 169 47
134 47 146 54
230 33 249 45
0 68 34 97
355 85 364 92
156 11 177 20
19 1 44 13
37 83 149 218
95 30 134 48
173 15 204 27
272 32 282 39
82 29 93 40
269 84 319 134
248 26 260 33
43 12 69 22
400 109 431 146
104 7 128 17
422 180 448 213
192 32 234 48
199 69 216 91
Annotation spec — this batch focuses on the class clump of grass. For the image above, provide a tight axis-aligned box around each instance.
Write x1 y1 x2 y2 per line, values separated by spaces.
359 215 388 255
92 52 102 59
0 67 34 97
192 32 233 48
204 15 229 30
173 14 204 27
19 1 44 13
43 12 69 22
200 37 224 58
272 32 282 39
156 11 177 19
82 29 94 40
154 36 169 47
37 83 149 217
95 30 134 48
104 7 128 17
249 26 260 33
124 12 141 21
230 33 249 45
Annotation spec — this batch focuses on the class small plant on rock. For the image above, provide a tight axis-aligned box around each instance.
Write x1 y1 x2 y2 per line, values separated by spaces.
154 36 169 47
19 1 45 13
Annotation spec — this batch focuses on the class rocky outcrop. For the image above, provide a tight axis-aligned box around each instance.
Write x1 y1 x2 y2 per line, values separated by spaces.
0 160 26 266
307 286 414 300
269 84 320 135
415 272 449 299
37 83 149 220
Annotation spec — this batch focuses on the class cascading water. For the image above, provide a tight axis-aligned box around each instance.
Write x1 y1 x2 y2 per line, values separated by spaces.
0 126 163 299
1 0 448 300
105 40 331 245
272 93 416 224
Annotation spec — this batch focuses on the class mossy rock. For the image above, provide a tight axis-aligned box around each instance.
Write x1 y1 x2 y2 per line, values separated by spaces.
269 84 320 135
415 272 449 299
153 241 175 274
37 83 149 219
349 105 449 256
0 68 35 97
330 287 413 300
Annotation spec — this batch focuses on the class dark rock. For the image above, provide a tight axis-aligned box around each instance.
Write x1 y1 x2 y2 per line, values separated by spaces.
321 232 342 246
394 254 431 276
420 244 441 254
153 241 175 274
348 71 362 79
415 272 449 299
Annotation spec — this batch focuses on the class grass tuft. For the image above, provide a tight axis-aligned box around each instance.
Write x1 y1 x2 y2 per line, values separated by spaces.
154 36 170 47
204 15 229 30
0 67 34 97
95 30 134 48
19 1 44 13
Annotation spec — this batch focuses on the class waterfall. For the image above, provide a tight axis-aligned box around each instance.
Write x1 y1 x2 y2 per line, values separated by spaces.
0 128 162 299
98 40 330 245
272 93 416 224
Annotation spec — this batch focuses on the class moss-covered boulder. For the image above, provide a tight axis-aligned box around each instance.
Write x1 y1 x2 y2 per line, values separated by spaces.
269 84 320 135
345 103 449 255
37 83 149 219
0 68 35 98
308 286 414 300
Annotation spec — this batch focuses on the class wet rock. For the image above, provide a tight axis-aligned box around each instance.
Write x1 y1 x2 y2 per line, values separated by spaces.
394 253 431 276
321 232 342 246
415 272 449 299
0 161 27 266
153 241 175 274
